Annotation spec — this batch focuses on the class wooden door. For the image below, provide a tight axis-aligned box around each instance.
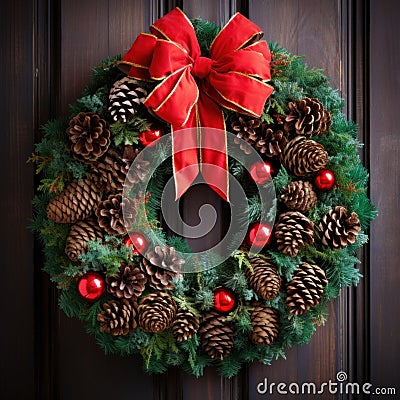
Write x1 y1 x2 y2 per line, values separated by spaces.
1 0 399 399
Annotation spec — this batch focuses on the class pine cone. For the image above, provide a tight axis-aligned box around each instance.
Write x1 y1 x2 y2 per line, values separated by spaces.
97 298 137 336
319 206 361 250
198 311 234 360
281 136 328 176
47 175 102 223
140 246 184 290
245 257 281 300
96 194 136 235
281 180 318 212
285 262 328 315
91 146 139 193
106 263 147 300
65 218 103 262
274 211 314 257
108 77 147 122
171 308 200 341
231 113 262 154
138 292 177 333
256 125 288 157
125 156 151 188
284 98 332 136
67 112 110 163
250 302 280 345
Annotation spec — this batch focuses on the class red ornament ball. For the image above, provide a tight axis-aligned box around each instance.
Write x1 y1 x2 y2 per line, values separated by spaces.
314 169 335 191
124 233 148 255
77 272 105 301
138 126 163 146
249 161 274 185
247 222 272 249
214 287 236 313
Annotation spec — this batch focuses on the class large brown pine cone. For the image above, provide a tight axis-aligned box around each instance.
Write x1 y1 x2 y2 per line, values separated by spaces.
250 302 280 345
97 298 138 336
284 98 332 136
281 180 318 212
65 218 104 262
106 263 147 300
47 175 102 223
274 211 314 257
140 246 184 291
67 112 110 163
198 311 234 360
96 194 136 235
108 77 147 123
319 206 361 250
171 308 200 342
285 262 328 315
256 125 288 157
231 113 262 154
245 257 281 300
91 146 139 193
281 136 328 176
138 292 177 333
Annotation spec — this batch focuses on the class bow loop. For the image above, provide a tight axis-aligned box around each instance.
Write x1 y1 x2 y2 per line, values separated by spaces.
119 7 273 201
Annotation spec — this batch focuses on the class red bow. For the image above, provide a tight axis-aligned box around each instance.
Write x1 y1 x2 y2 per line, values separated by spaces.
119 8 273 201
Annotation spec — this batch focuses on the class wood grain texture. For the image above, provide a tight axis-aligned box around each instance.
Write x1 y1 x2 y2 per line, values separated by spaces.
369 0 400 393
2 0 399 398
249 0 342 91
0 0 36 399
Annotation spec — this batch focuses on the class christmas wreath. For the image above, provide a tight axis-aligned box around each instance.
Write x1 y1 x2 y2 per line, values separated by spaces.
31 8 376 378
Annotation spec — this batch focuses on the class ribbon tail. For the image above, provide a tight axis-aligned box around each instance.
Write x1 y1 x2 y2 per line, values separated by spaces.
172 110 199 200
198 93 229 202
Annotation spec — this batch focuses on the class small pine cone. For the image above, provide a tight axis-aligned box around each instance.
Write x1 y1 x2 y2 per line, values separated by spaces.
140 246 184 290
281 136 328 176
108 77 147 122
231 113 262 154
138 292 177 333
198 311 234 360
250 302 280 345
281 180 318 212
67 112 110 163
284 97 332 136
47 175 102 223
245 257 281 300
285 262 328 315
97 298 137 336
106 263 147 300
171 308 200 342
256 125 288 157
125 156 151 188
91 146 139 193
319 206 361 250
65 218 103 262
274 211 314 257
96 194 136 235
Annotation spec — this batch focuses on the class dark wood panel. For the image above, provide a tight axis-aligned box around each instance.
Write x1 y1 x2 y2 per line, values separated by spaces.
369 0 400 393
0 0 36 399
183 0 237 25
2 0 398 399
249 0 341 91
